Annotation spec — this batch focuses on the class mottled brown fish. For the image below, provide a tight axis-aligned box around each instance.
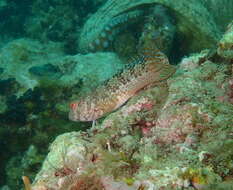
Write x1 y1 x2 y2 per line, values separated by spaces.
69 47 175 121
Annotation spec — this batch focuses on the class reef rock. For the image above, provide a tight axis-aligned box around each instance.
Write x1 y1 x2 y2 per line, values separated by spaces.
0 38 124 96
217 21 233 61
0 38 64 95
31 48 233 189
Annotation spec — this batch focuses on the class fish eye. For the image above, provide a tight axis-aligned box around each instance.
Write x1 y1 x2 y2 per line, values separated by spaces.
70 102 78 110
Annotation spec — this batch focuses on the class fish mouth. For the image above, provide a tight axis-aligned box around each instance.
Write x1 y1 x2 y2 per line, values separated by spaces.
68 109 99 122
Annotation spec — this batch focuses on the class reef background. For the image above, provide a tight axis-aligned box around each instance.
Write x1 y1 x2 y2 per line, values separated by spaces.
0 0 108 189
0 0 232 190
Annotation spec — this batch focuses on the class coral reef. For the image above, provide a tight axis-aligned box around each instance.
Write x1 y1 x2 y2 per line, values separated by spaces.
0 38 64 94
24 0 107 53
0 1 232 189
0 38 124 96
5 145 44 189
0 38 123 189
30 26 233 189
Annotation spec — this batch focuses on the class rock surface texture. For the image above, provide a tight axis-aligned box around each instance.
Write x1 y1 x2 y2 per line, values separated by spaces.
31 27 233 189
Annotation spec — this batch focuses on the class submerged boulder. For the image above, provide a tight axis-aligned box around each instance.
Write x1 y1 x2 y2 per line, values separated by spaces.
30 49 233 190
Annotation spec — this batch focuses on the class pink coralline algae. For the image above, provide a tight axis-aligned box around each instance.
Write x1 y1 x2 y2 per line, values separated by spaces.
120 97 154 117
100 94 159 130
152 104 202 145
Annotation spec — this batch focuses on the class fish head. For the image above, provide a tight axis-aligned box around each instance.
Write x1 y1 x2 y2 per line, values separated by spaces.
68 100 104 122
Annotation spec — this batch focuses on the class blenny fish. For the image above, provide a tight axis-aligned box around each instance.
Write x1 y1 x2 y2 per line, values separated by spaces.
69 47 175 121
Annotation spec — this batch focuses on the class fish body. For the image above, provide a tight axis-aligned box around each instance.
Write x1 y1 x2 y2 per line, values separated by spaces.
69 48 175 122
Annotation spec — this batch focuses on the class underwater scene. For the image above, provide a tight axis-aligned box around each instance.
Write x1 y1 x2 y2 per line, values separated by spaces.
0 0 233 189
